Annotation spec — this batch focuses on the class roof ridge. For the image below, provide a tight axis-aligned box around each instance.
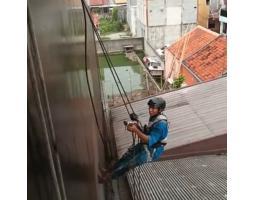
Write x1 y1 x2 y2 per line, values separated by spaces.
110 77 227 109
182 35 227 81
183 34 225 62
167 26 219 52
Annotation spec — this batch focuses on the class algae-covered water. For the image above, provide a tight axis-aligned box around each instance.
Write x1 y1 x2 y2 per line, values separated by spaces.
98 53 145 97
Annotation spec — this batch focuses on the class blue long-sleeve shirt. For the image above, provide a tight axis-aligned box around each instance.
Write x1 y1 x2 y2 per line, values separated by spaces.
147 120 169 160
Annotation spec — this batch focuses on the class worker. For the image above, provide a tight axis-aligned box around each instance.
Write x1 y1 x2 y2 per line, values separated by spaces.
98 97 169 183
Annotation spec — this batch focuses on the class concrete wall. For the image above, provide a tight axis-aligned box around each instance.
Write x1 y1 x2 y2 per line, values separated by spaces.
147 26 165 49
165 25 181 45
137 0 146 25
127 0 137 36
182 0 197 24
96 37 144 53
136 19 145 37
166 7 182 25
181 23 197 35
148 0 165 26
130 7 137 35
135 0 197 53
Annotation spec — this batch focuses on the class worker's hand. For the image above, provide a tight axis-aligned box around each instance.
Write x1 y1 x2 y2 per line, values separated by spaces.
127 123 138 132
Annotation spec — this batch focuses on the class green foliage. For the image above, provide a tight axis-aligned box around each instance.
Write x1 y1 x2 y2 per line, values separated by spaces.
99 18 123 34
112 8 118 22
172 75 185 89
99 8 124 35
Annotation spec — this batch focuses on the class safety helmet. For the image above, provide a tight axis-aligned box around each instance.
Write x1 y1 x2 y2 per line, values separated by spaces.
147 97 166 111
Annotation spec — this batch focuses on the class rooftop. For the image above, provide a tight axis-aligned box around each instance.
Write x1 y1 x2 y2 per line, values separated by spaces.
111 77 226 159
167 26 219 60
110 78 226 199
127 154 227 200
184 35 227 81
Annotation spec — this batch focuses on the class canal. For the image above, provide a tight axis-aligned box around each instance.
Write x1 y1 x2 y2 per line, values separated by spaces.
98 52 146 104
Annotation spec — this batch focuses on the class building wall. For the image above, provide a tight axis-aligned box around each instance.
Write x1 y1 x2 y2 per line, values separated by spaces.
136 19 145 37
147 0 165 26
135 0 197 55
137 0 146 26
127 0 137 35
115 0 127 3
164 50 181 81
166 6 182 25
181 23 197 35
28 0 111 199
147 26 165 49
165 25 181 45
96 37 144 53
182 0 197 24
197 0 209 28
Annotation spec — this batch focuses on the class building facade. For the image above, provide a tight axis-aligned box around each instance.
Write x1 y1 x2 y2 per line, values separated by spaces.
197 0 227 34
165 26 227 86
128 0 197 57
28 0 114 199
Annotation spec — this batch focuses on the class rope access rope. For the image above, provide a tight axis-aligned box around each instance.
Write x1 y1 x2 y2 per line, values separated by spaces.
81 0 138 120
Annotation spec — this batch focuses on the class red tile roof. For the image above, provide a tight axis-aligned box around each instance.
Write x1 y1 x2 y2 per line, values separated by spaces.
167 26 219 60
89 0 108 6
184 35 227 81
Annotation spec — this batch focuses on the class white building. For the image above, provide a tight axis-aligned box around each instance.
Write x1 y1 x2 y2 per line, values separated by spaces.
127 0 137 35
127 0 197 57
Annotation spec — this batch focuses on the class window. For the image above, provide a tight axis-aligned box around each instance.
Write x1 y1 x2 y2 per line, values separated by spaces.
223 23 227 34
208 20 215 29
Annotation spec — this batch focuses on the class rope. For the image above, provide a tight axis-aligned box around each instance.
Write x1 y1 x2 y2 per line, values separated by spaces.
81 0 137 119
80 0 109 156
81 3 145 199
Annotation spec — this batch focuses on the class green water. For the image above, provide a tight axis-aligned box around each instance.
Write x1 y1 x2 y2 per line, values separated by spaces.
98 53 145 97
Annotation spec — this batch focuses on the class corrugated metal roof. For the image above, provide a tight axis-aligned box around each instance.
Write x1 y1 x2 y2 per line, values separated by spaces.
110 77 226 158
127 155 227 200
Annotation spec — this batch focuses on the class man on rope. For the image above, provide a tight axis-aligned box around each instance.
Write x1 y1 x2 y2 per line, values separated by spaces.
98 97 169 183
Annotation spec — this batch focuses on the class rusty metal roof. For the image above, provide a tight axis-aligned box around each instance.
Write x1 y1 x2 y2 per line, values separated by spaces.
110 77 226 158
127 155 227 200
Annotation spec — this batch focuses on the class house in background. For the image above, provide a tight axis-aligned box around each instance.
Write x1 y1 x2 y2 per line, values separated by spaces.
197 0 210 28
164 25 226 86
88 0 127 26
127 0 197 57
182 35 226 85
87 0 109 6
219 4 227 34
165 26 219 83
197 0 227 34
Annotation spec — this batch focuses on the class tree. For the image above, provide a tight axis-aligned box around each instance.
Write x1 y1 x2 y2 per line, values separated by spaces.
172 75 185 89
